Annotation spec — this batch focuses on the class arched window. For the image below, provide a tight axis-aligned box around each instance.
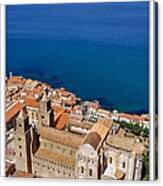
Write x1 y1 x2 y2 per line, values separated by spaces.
109 157 112 164
81 166 84 174
89 169 93 177
122 162 126 168
32 112 34 119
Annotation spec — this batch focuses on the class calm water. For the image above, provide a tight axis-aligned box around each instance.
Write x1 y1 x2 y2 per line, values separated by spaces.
6 2 149 113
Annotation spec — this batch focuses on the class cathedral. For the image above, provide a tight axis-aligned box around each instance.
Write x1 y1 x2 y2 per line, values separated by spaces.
13 90 145 180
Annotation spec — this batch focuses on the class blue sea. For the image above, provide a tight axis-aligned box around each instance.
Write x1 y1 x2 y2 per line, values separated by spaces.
6 2 149 113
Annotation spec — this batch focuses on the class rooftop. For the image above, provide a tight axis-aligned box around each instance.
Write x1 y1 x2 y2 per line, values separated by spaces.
83 132 101 150
40 127 84 149
25 97 40 108
106 135 145 155
55 112 69 130
6 102 24 123
91 119 113 139
7 76 26 85
81 119 113 151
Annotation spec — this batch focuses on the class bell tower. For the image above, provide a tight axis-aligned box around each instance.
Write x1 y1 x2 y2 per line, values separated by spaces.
38 90 54 128
15 107 32 173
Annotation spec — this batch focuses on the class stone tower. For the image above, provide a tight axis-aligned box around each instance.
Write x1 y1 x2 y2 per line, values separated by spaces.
38 90 54 128
15 107 32 173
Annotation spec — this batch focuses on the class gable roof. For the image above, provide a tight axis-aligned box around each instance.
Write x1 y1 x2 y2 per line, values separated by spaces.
40 127 83 149
6 102 24 123
83 132 101 150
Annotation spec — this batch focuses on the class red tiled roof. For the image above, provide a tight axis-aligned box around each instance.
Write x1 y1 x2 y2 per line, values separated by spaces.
6 102 24 123
119 113 132 120
25 98 39 108
8 76 26 85
55 112 69 130
55 110 65 121
39 127 83 149
53 106 64 113
119 113 145 122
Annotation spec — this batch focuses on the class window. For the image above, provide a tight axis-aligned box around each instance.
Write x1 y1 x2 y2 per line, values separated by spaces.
32 112 35 119
18 137 21 141
19 152 22 157
122 162 126 168
89 169 93 177
19 145 22 149
19 123 22 127
81 166 84 174
109 157 112 164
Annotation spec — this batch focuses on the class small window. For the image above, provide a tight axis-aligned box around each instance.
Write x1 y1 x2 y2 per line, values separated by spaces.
109 157 112 164
122 162 126 168
19 145 22 149
89 169 93 177
81 166 84 174
32 112 34 118
18 137 21 141
19 152 22 157
19 123 22 127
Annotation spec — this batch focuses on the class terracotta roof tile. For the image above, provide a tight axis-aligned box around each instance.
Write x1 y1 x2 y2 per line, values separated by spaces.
106 135 145 155
25 98 39 108
83 132 101 150
91 119 113 139
8 76 26 85
40 127 83 149
6 102 24 123
55 112 69 130
119 113 132 120
55 110 65 121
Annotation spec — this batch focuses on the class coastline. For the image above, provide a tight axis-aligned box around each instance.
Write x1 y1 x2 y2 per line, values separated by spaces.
6 73 149 115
